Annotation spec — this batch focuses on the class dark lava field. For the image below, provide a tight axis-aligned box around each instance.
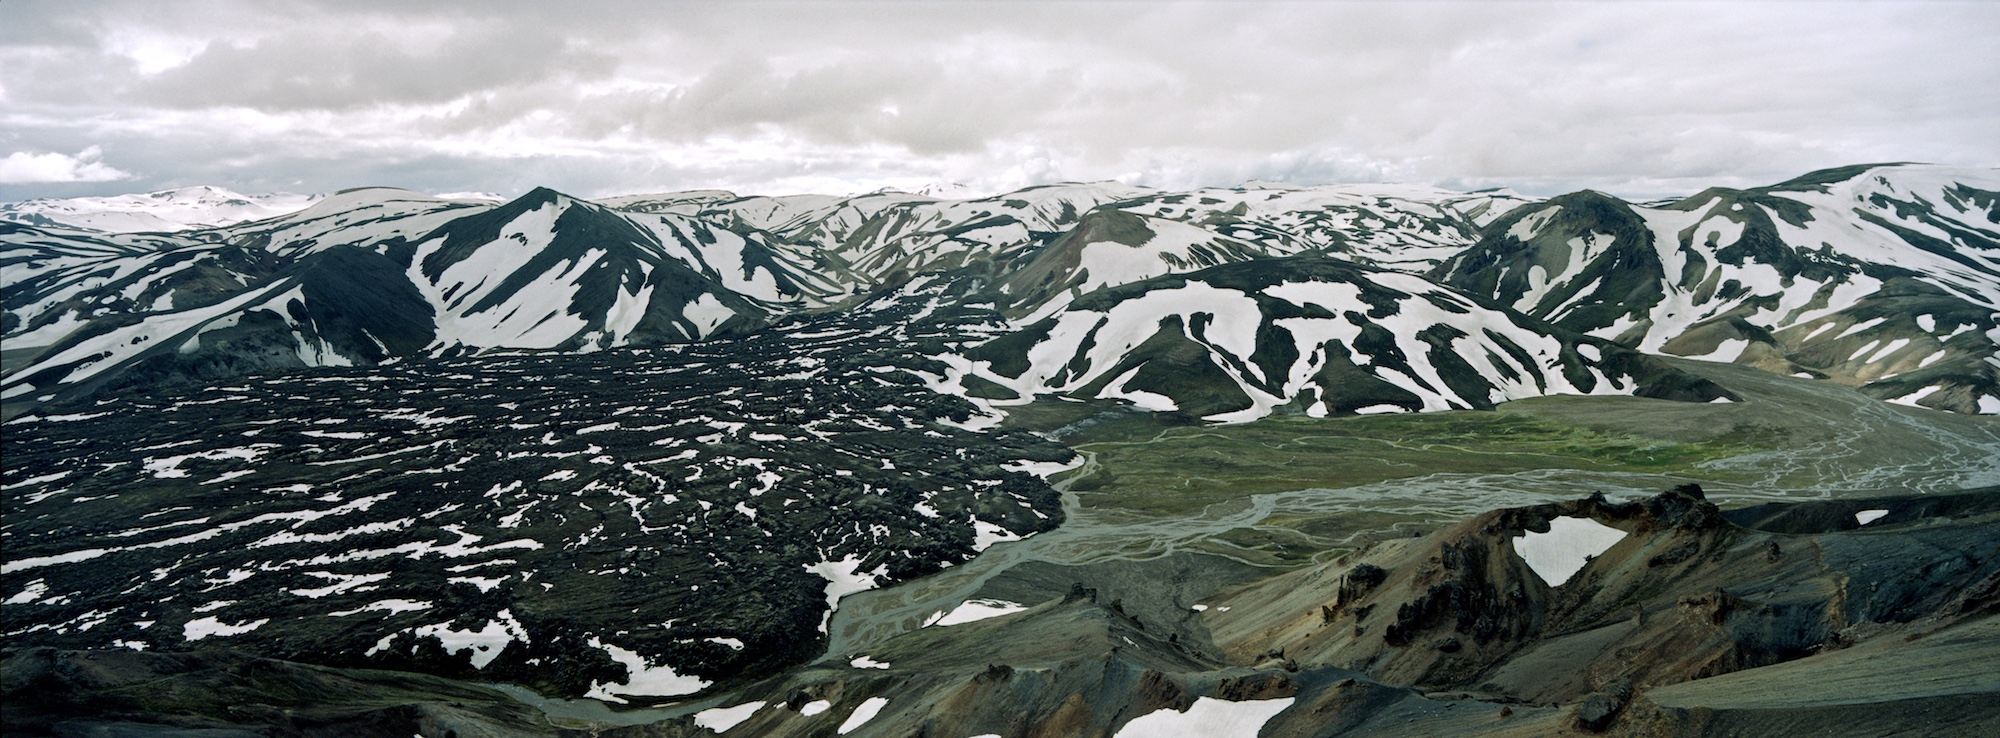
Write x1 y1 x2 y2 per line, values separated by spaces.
1 286 1070 699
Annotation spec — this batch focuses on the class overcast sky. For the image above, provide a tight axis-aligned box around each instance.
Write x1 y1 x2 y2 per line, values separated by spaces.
2 1 1995 202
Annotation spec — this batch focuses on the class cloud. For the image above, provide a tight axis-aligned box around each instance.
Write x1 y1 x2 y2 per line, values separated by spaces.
0 146 131 183
0 1 1995 200
133 23 616 111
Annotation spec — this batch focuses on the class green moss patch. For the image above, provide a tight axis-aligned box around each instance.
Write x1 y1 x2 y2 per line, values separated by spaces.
1064 408 1778 516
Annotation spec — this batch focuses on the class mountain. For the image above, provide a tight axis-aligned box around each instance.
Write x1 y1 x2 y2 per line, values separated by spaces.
4 165 1999 734
1436 163 2000 413
212 186 496 260
13 166 1989 422
0 185 321 232
3 176 1757 421
962 255 1729 422
0 187 854 412
1093 182 1532 272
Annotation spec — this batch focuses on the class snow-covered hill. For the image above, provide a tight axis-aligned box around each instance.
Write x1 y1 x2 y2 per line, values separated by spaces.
2 187 853 407
961 256 1729 422
1436 164 2000 413
5 164 1997 418
0 186 321 232
5 163 1998 710
1105 183 1533 271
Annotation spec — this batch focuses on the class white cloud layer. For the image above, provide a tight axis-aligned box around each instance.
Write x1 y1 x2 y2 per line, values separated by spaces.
0 147 132 184
1 1 1995 200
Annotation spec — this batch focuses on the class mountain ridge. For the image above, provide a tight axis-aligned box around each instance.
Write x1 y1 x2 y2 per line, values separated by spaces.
4 163 1998 735
6 164 1997 420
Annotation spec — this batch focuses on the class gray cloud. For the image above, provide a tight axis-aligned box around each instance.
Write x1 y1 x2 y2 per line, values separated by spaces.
135 25 616 110
2 0 1995 202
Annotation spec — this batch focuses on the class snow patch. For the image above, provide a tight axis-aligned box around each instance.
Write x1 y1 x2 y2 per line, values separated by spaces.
585 636 712 700
923 599 1029 627
693 701 765 733
1855 509 1889 526
683 293 735 337
1887 385 1942 407
290 571 389 598
1512 517 1628 586
837 697 889 735
329 599 432 617
804 555 886 633
971 519 1023 551
182 615 269 641
1681 338 1749 363
4 580 50 605
413 609 527 669
1112 697 1296 738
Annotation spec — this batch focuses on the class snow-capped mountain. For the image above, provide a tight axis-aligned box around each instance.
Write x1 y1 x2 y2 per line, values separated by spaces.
666 182 1150 287
5 163 1999 710
0 186 321 233
6 164 1996 418
1 223 279 351
960 256 1728 422
211 187 494 260
1436 164 2000 413
2 187 852 407
1102 183 1532 271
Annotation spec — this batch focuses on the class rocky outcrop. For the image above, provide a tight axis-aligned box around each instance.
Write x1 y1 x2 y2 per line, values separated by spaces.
1202 484 2000 735
528 485 1999 737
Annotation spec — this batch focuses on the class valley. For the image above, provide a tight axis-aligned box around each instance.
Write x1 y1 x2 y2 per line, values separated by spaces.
4 163 1998 736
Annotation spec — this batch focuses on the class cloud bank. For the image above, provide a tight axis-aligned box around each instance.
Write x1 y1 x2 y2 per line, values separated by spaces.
2 1 1995 200
0 147 132 184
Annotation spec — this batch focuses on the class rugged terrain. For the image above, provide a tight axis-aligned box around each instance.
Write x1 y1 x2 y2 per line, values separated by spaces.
10 164 1994 422
9 484 1996 737
3 287 1074 699
4 164 1998 735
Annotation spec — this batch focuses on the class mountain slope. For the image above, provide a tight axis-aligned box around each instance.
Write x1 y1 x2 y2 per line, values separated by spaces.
1105 182 1533 271
2 188 856 411
963 255 1731 422
1436 163 2000 413
7 165 1997 418
0 186 321 232
1 223 272 354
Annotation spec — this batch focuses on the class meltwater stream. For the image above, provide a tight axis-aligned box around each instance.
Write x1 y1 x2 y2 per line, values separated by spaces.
817 361 2000 663
506 363 1998 726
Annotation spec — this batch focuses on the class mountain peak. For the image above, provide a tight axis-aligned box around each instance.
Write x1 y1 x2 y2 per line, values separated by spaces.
1755 162 1921 193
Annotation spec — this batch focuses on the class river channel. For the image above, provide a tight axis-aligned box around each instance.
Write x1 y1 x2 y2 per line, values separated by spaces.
504 360 2000 727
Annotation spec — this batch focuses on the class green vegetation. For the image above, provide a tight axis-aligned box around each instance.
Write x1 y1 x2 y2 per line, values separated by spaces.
1196 525 1334 567
1060 407 1782 516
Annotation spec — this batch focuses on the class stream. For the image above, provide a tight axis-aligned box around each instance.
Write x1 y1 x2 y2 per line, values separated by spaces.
504 360 2000 727
818 360 2000 662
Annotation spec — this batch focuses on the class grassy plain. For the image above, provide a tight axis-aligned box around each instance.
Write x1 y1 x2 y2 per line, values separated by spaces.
996 390 1809 568
1026 401 1783 516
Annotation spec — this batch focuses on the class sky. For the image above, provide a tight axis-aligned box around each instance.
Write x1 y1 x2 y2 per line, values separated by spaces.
2 0 1995 202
